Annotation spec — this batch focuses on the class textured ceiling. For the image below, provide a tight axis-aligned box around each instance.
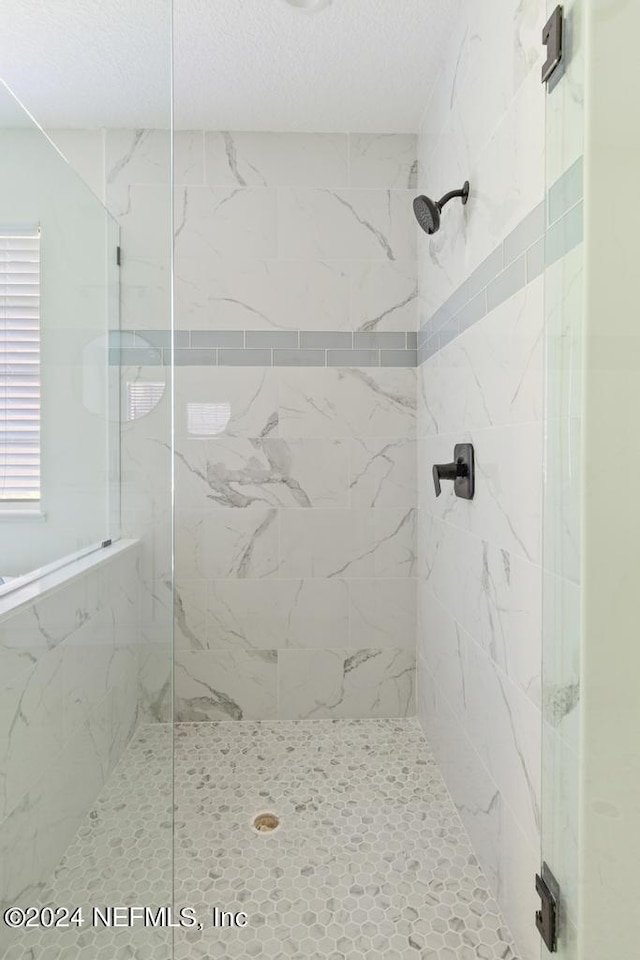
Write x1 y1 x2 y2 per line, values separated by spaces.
0 0 456 132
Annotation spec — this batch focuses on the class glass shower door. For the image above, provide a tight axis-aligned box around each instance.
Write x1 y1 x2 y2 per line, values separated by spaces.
0 0 175 949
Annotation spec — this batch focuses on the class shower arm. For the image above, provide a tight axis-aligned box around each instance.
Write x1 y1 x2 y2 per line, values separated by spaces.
436 184 470 211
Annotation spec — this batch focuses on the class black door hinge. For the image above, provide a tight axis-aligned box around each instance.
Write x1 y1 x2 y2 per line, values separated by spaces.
116 245 122 266
536 864 559 952
542 6 564 85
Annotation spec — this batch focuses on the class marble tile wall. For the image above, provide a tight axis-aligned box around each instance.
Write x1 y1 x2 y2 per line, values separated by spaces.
170 132 418 720
415 3 548 959
0 544 142 957
98 129 419 722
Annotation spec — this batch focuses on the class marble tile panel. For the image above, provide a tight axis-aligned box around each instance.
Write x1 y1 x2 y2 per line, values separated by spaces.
348 133 418 189
418 661 540 960
205 132 348 188
279 507 416 580
349 579 416 649
175 649 278 721
278 648 415 720
175 185 277 260
420 517 542 705
105 129 203 187
174 366 279 439
349 260 418 332
174 437 349 510
175 506 280 581
278 367 416 439
349 437 416 509
206 579 349 651
177 257 351 332
278 188 416 262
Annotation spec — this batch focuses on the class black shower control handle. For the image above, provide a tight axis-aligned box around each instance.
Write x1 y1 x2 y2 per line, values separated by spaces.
432 460 467 497
432 443 475 500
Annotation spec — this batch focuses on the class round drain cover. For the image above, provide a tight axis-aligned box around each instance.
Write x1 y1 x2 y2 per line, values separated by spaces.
252 812 280 833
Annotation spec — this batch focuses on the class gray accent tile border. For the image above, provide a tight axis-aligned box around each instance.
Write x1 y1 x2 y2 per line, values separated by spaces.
417 157 584 366
111 329 419 367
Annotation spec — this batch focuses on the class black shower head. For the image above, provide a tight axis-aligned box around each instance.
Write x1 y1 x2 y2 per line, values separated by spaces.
413 181 470 235
413 195 441 235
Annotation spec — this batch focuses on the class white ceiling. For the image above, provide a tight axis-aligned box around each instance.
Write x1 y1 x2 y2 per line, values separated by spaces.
0 0 457 132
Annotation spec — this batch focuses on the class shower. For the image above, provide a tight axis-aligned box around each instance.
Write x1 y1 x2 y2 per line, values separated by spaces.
413 180 470 234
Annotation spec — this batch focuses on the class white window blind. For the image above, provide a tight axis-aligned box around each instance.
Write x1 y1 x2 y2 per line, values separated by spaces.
0 226 41 502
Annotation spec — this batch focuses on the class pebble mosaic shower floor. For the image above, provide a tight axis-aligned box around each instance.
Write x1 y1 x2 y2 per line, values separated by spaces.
5 721 520 960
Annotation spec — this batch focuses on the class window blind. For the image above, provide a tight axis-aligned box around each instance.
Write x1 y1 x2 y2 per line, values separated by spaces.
0 227 41 502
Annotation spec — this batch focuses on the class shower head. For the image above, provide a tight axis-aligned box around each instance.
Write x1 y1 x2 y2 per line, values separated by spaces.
413 181 470 235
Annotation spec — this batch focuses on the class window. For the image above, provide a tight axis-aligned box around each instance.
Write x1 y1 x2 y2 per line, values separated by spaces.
0 226 41 504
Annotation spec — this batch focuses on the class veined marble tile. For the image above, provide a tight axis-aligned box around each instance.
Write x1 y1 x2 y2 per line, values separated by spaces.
175 367 278 439
176 257 351 331
349 260 418 332
176 507 280 581
278 188 416 262
59 606 120 741
279 367 416 439
175 184 277 260
175 649 277 721
175 437 349 511
349 580 416 649
0 571 101 685
279 508 415 580
108 183 171 259
349 438 416 509
349 134 418 189
118 255 172 332
435 277 544 433
417 355 441 438
0 650 67 823
417 587 467 718
0 721 107 935
421 422 543 565
278 648 415 720
205 132 348 188
465 70 545 280
420 516 542 705
442 0 542 185
418 660 540 960
206 579 349 651
137 637 172 723
173 580 207 651
419 591 541 845
464 639 541 847
105 128 203 187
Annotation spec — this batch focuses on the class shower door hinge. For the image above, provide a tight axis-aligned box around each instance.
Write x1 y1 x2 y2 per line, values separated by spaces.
116 245 122 266
542 6 564 85
536 864 559 952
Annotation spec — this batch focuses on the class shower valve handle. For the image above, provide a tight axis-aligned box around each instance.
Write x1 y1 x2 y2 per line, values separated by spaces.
432 460 466 496
432 444 475 500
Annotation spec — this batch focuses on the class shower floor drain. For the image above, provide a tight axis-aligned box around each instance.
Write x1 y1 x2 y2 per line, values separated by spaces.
252 812 280 833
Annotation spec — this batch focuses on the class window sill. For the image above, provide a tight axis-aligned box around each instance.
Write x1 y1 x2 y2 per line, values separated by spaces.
0 506 46 521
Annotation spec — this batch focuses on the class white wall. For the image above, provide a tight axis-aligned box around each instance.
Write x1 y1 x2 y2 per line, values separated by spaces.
580 0 640 955
415 3 547 957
